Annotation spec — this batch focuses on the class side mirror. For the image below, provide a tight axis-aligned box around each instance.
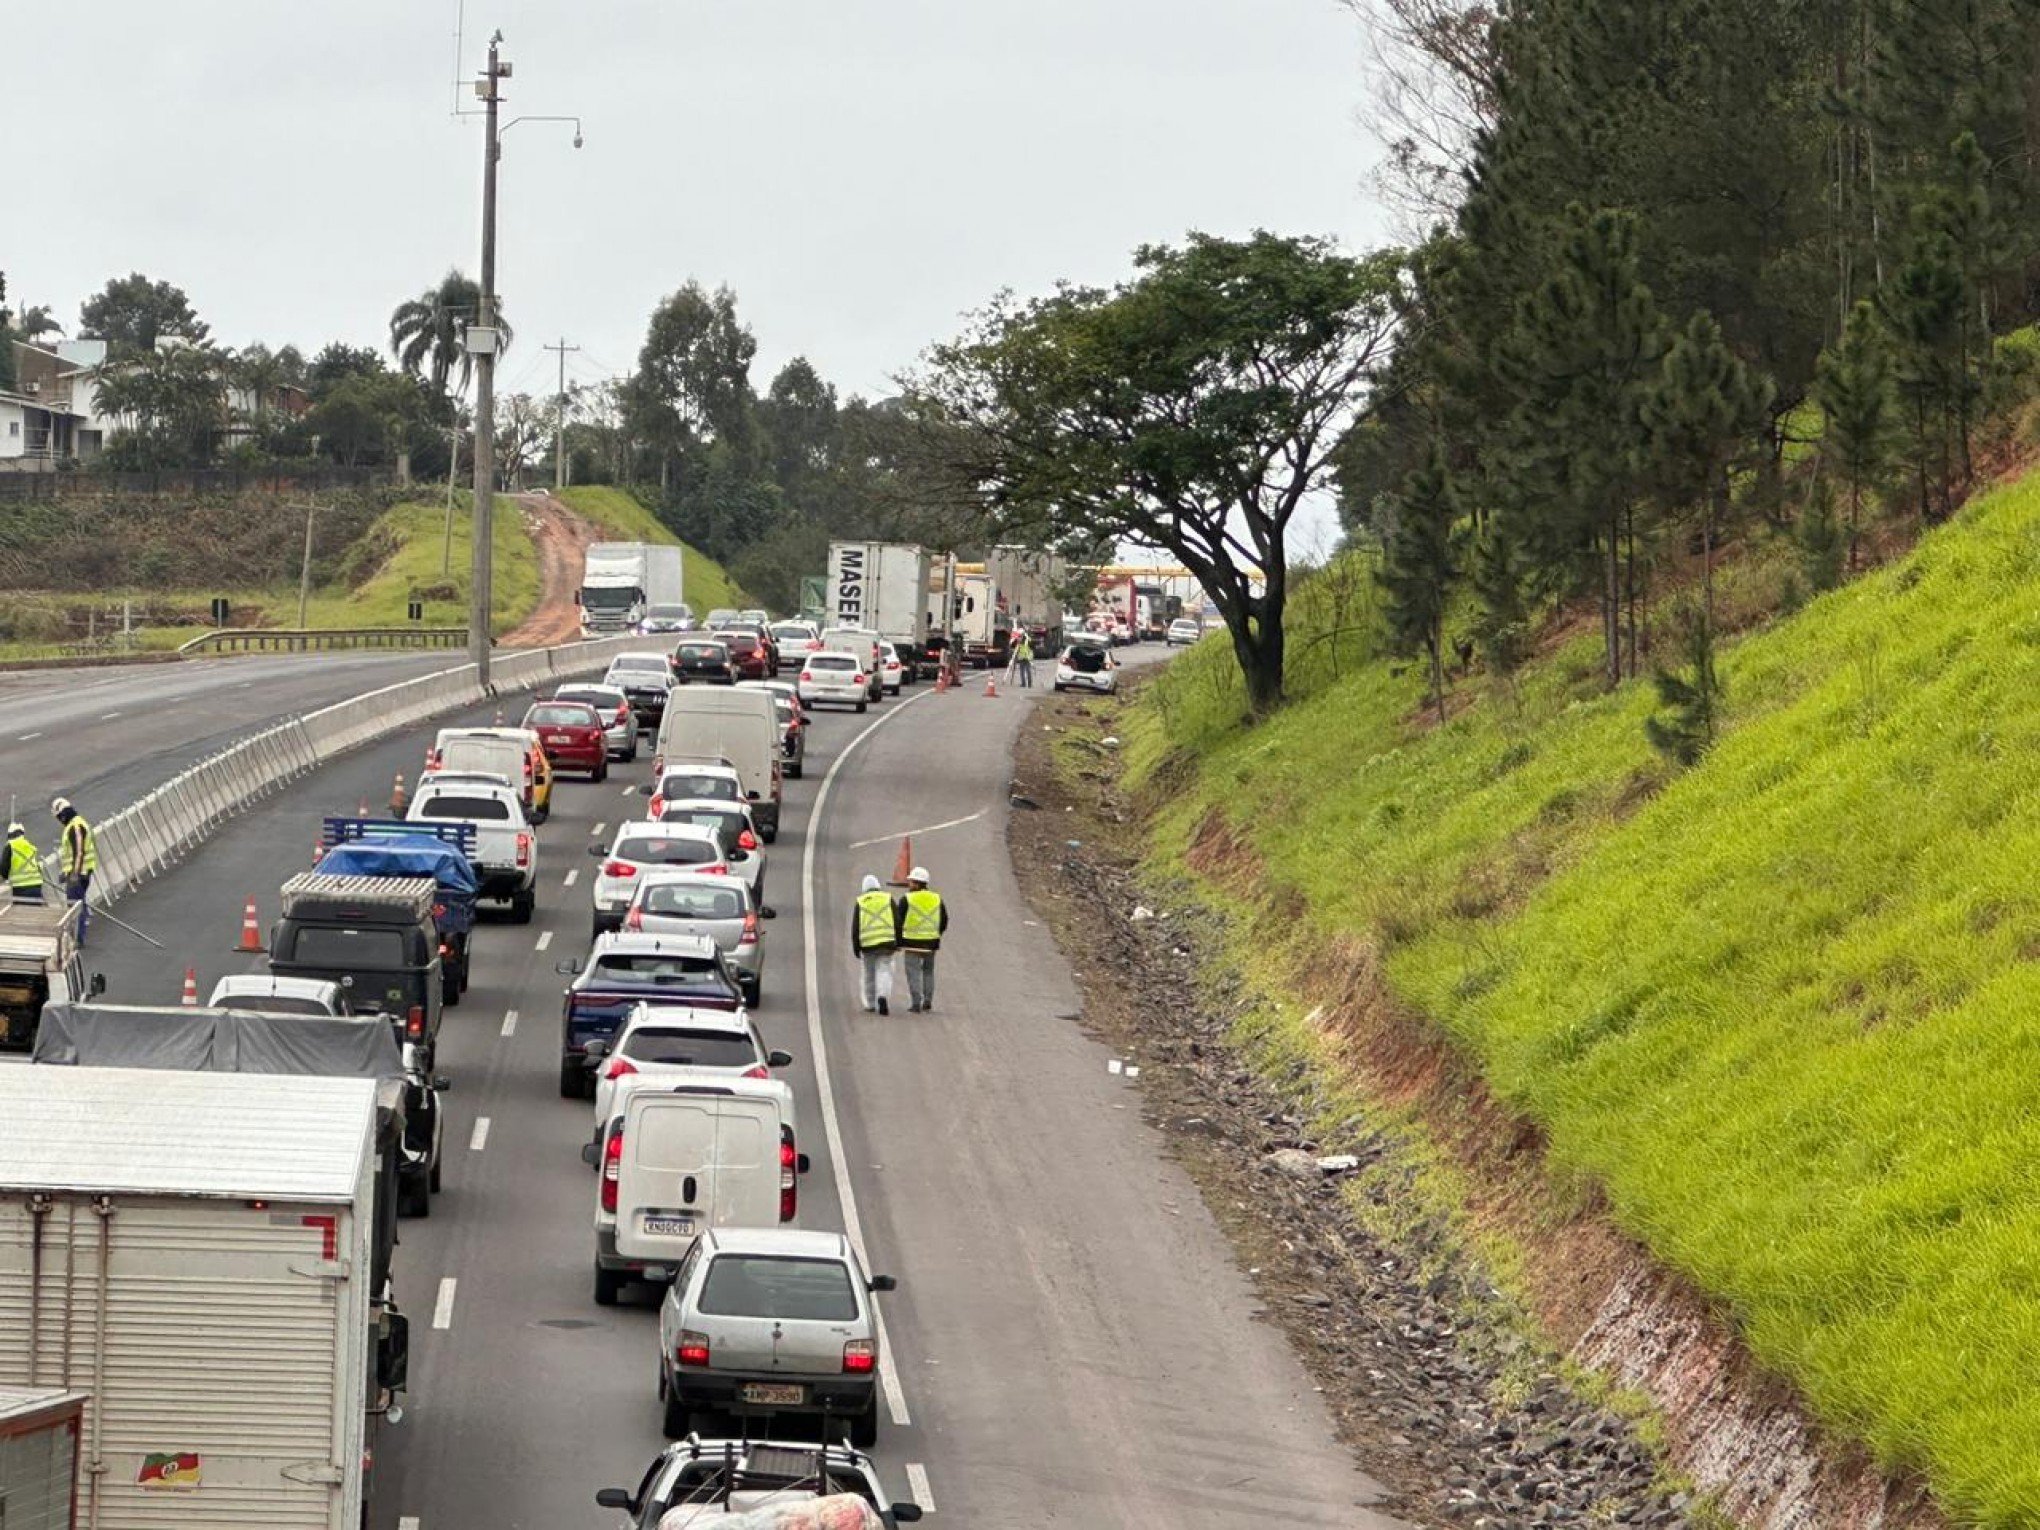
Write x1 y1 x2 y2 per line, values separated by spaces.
767 1049 794 1068
379 1309 411 1393
433 1075 452 1092
640 785 654 796
891 1505 923 1522
594 1489 633 1512
746 790 761 801
796 1152 812 1175
869 1274 897 1293
586 844 604 858
554 958 583 976
761 907 777 920
579 1141 600 1167
584 1039 609 1061
87 972 107 998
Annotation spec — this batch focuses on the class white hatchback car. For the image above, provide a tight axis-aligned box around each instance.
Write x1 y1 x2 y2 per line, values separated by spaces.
1054 641 1120 695
878 642 904 697
797 650 868 713
585 1002 790 1134
589 822 730 936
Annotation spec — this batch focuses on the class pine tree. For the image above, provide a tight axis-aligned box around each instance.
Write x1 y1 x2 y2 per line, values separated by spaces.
1470 521 1532 681
1644 616 1726 767
1880 228 1965 521
1798 477 1847 592
1813 300 1896 567
1379 445 1461 723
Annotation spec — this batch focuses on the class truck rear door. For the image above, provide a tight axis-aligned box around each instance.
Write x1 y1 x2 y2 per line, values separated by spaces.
615 1091 779 1260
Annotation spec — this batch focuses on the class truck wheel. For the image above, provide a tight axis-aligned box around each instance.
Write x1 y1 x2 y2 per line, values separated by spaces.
430 1154 442 1194
511 889 536 924
594 1262 622 1308
398 1172 429 1219
850 1398 879 1448
559 1060 583 1098
442 966 461 1007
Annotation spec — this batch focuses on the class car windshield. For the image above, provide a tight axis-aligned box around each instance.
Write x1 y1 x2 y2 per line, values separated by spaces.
621 1026 757 1067
645 605 691 620
214 993 333 1017
661 775 740 801
290 928 407 968
697 1255 859 1320
1065 646 1109 674
705 610 738 626
616 835 720 865
591 953 725 984
417 794 511 821
640 882 749 920
527 704 596 727
582 588 638 610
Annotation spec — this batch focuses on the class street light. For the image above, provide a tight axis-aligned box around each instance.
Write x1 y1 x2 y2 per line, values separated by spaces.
466 33 582 688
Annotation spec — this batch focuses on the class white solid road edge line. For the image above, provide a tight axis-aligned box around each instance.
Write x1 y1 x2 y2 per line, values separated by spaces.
397 1517 421 1530
801 688 932 1429
906 1463 935 1513
432 1277 457 1331
501 1007 519 1037
470 1117 491 1152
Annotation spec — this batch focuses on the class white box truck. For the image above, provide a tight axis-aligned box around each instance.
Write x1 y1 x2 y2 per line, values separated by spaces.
0 1387 85 1529
0 1066 409 1530
580 542 685 636
826 541 933 678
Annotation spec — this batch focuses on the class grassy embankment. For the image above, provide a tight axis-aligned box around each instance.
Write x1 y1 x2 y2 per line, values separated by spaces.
554 486 749 613
1124 472 2040 1525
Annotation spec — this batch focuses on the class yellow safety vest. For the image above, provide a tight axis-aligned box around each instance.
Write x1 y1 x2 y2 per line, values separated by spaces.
6 835 41 892
902 889 944 945
855 890 897 951
63 817 96 877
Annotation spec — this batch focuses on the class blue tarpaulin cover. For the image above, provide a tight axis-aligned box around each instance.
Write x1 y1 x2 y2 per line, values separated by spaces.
317 837 478 895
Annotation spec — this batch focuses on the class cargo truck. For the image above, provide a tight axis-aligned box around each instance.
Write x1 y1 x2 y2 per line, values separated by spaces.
0 1388 84 1529
0 1066 410 1530
0 894 100 1055
951 571 1013 667
987 546 1066 654
826 541 933 678
579 542 686 636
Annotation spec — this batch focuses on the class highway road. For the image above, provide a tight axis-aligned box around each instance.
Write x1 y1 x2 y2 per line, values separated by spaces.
0 650 460 815
80 657 1405 1528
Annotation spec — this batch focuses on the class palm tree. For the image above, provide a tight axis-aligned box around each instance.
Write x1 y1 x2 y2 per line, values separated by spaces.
388 271 510 399
16 305 62 344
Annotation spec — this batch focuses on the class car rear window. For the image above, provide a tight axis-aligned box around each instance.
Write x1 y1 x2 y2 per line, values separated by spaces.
591 954 724 983
677 643 727 661
1065 647 1109 674
698 1256 859 1321
417 794 512 821
289 927 408 968
807 653 855 672
621 1026 758 1067
641 882 748 920
214 994 333 1017
660 775 741 801
527 703 597 727
557 688 623 708
663 807 745 837
771 626 811 642
717 633 760 653
616 835 720 865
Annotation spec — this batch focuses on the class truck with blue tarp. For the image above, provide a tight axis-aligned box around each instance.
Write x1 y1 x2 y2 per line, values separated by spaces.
316 819 478 1003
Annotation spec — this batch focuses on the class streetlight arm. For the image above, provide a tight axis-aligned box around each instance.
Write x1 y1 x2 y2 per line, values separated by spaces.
501 114 584 148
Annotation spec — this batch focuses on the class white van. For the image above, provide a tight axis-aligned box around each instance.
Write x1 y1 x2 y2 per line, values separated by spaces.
427 728 544 822
587 1076 806 1305
820 627 884 701
655 690 783 840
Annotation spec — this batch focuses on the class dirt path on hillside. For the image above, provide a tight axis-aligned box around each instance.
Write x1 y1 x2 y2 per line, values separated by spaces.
502 492 599 647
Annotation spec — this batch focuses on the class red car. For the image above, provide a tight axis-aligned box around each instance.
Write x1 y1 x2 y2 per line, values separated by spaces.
523 699 609 781
713 629 772 681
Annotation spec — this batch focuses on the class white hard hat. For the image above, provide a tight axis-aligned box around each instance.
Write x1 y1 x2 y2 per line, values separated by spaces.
49 797 70 816
909 866 930 883
861 874 882 892
5 822 22 836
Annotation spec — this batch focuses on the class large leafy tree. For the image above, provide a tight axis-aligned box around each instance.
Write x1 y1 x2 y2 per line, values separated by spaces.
388 270 504 399
78 273 209 356
307 371 430 468
918 232 1406 716
95 344 228 467
630 281 759 482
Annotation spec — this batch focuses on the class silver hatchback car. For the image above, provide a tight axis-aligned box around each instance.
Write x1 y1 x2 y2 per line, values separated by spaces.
657 1228 896 1447
624 870 770 1003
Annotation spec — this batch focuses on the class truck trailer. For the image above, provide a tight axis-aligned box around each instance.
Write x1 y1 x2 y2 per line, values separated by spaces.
986 546 1066 653
826 542 933 677
0 1066 409 1530
579 542 685 636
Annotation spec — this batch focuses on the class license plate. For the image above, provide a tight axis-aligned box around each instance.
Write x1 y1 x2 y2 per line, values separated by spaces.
741 1382 806 1405
546 734 573 745
642 1215 695 1238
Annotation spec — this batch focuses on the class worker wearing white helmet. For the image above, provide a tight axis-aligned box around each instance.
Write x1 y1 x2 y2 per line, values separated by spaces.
849 873 901 1015
51 796 96 943
898 866 949 1014
4 820 43 903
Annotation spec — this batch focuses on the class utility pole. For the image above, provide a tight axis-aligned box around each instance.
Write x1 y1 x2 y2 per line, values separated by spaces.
441 422 461 576
290 501 319 635
468 33 508 686
545 337 580 491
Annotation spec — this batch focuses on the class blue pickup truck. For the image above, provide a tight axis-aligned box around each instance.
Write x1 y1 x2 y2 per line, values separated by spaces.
553 932 746 1099
317 818 479 1005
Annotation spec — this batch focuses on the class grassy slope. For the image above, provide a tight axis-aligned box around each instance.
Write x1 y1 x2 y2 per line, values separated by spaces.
555 486 749 613
1132 474 2040 1525
300 497 539 637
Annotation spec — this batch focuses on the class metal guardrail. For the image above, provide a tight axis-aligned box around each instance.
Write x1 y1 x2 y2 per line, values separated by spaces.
91 635 646 905
176 627 470 657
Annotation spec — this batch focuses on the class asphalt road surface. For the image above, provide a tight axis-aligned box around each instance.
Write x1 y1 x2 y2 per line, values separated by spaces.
81 652 1405 1528
0 651 460 814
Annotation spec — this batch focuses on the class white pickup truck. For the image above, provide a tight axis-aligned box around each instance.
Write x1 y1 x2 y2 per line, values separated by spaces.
407 777 539 922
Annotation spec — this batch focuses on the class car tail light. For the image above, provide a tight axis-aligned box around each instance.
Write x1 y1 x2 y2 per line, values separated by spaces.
737 830 758 851
516 832 532 868
648 798 666 820
616 706 630 728
406 1006 425 1040
853 673 866 685
600 1124 624 1213
742 1063 769 1078
676 1330 711 1368
799 671 813 683
842 1340 876 1374
739 911 759 945
604 1056 638 1081
700 864 728 876
602 860 636 878
779 1128 798 1222
425 748 442 770
806 639 822 650
623 905 644 932
652 755 664 775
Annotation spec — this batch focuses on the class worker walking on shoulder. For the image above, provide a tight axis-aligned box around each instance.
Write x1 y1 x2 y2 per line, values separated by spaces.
51 797 95 943
4 822 43 904
851 873 902 1015
1013 630 1035 689
899 866 948 1013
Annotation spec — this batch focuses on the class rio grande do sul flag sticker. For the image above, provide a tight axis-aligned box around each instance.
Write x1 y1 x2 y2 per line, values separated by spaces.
136 1452 201 1490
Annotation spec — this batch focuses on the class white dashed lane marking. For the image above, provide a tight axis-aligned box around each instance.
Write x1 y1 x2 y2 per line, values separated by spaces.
535 931 553 952
562 868 578 887
432 1278 457 1330
470 1117 490 1152
501 1008 518 1037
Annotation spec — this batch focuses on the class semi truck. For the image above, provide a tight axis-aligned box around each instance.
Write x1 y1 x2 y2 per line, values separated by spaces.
0 1065 410 1529
987 546 1066 654
579 542 685 636
826 541 933 678
951 571 1012 667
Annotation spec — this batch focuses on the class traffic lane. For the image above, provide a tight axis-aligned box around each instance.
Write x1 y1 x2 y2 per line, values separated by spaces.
0 649 461 815
815 684 1407 1526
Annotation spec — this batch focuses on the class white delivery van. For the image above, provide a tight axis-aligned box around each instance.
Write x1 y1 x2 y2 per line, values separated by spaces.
654 690 783 840
586 1076 805 1306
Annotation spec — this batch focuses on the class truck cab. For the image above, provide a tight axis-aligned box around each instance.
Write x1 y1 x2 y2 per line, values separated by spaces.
0 894 100 1054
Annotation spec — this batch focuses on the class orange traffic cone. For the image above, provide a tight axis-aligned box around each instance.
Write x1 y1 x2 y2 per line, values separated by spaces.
934 668 949 694
389 773 408 815
891 836 914 887
983 673 999 697
180 966 199 1007
237 896 264 953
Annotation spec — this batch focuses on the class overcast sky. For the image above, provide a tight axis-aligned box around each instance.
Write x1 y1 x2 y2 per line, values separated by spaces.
13 0 1388 415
